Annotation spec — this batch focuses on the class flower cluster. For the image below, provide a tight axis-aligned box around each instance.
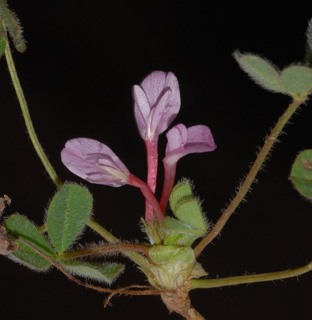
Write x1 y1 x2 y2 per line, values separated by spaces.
61 71 216 224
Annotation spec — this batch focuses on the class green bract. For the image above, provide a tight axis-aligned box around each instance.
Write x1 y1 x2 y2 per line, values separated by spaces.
46 183 93 253
145 245 207 290
161 180 208 246
290 150 312 200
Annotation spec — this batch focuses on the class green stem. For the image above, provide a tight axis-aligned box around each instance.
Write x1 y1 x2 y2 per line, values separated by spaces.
60 242 154 264
194 98 306 257
86 219 150 268
190 261 312 290
4 37 61 187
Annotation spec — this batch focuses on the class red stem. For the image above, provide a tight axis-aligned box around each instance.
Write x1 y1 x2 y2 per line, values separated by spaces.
128 174 164 223
144 138 159 222
159 161 177 212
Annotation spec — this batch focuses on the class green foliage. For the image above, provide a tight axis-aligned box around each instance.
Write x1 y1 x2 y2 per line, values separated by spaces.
46 183 93 253
0 0 26 52
4 214 56 271
161 180 208 246
280 66 312 98
234 51 312 99
61 260 125 284
290 150 312 200
233 52 285 94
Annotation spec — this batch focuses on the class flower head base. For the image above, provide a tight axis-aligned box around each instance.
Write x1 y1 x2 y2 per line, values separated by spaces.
61 138 130 187
133 71 181 141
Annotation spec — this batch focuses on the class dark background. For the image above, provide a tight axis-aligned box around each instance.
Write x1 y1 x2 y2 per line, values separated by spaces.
1 1 312 319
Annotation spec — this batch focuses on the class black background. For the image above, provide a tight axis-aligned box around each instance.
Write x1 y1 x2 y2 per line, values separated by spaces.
1 1 312 319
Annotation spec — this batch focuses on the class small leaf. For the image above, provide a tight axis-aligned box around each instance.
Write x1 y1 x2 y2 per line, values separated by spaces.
280 65 312 98
169 180 207 238
47 183 93 253
174 198 207 233
233 51 285 93
290 149 312 200
62 260 124 284
4 214 55 271
169 180 193 212
0 0 26 52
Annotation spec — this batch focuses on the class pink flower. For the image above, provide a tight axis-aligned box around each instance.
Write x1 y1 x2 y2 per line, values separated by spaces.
61 138 164 222
164 124 217 164
133 71 181 141
61 138 130 187
160 124 217 210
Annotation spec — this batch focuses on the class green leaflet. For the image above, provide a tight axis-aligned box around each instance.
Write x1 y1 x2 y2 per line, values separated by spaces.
290 150 312 200
170 181 207 232
233 51 285 94
46 183 93 253
280 66 312 98
61 260 125 284
4 214 56 271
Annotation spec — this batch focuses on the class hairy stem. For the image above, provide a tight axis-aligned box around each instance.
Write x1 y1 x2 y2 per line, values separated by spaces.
194 98 306 257
18 237 165 297
86 219 151 268
190 261 312 290
4 37 61 187
60 242 154 264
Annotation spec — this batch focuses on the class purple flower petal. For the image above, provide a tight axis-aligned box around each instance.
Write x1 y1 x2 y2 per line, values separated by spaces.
61 138 130 187
164 124 217 164
133 71 181 140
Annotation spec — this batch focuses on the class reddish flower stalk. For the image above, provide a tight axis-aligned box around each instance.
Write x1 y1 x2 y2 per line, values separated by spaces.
145 138 159 222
